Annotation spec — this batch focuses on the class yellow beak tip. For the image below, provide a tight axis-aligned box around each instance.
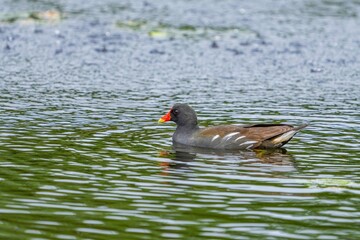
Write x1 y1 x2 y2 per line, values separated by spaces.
158 118 165 124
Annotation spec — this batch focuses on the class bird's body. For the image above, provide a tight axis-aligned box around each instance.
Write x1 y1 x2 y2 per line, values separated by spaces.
159 103 307 150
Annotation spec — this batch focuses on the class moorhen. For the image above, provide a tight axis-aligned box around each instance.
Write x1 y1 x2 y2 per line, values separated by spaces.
158 103 307 150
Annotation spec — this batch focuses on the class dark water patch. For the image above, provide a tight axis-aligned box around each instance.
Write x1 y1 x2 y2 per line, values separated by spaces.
303 0 358 18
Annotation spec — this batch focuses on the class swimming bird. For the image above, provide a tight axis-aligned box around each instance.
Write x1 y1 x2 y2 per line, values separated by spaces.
158 103 307 150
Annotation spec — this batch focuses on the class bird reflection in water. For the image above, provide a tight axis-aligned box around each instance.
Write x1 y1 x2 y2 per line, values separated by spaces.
159 142 296 175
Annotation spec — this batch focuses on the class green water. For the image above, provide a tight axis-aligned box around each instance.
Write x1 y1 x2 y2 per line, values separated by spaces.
1 0 360 239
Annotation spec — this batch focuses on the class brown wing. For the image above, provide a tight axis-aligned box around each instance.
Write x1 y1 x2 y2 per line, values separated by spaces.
199 124 294 140
199 125 244 138
199 124 294 148
240 124 295 141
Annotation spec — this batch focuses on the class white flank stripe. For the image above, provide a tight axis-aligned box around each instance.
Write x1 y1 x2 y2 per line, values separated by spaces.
246 144 254 150
235 136 245 142
239 140 258 146
211 135 220 142
222 132 239 141
272 130 296 144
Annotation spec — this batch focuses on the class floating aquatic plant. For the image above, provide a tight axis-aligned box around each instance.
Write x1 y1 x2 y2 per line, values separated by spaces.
0 10 62 24
115 19 259 40
306 178 356 189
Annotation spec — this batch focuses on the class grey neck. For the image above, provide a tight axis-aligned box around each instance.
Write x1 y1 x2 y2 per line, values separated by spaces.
175 124 200 134
173 124 200 144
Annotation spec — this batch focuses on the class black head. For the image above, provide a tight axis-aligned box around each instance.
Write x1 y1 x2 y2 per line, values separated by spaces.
159 103 198 128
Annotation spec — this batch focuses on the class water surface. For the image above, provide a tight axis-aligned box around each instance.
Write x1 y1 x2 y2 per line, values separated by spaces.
0 0 360 239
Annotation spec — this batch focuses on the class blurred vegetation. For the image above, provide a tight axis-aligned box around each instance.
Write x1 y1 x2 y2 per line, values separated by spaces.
0 10 62 24
116 19 258 40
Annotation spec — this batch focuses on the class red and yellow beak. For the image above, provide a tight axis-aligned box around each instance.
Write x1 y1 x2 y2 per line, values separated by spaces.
158 109 172 123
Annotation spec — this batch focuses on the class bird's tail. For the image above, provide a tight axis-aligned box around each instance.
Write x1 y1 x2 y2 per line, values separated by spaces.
293 123 309 131
271 124 308 145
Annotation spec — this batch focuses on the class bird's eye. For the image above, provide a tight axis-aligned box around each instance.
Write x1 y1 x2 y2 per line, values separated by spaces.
172 109 179 115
